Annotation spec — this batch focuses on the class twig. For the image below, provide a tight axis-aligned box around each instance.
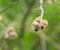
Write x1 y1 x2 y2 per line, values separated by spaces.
19 0 36 38
18 0 36 50
40 33 47 50
38 31 60 50
40 0 44 19
0 0 19 14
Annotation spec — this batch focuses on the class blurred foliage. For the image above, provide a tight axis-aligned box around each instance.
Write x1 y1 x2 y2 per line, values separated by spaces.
0 0 60 50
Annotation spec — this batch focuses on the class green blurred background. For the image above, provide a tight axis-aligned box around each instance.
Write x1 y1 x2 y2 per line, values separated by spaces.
0 0 60 50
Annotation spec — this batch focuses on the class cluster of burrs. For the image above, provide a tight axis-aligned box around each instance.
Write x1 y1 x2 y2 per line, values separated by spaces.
32 17 48 32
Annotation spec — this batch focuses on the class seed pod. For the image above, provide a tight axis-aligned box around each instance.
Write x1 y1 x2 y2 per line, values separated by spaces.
32 17 48 32
5 27 17 39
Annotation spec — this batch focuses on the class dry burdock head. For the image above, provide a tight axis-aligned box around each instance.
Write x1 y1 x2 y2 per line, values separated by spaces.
5 27 17 39
32 17 48 32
